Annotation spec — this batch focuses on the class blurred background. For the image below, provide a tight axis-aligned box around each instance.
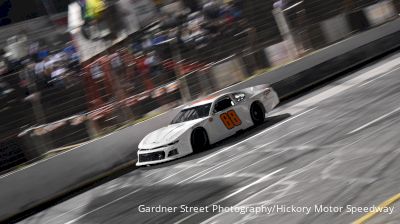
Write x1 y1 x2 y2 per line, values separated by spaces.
0 0 399 173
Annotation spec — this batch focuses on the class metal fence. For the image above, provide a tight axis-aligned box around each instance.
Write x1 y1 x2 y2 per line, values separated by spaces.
0 0 399 173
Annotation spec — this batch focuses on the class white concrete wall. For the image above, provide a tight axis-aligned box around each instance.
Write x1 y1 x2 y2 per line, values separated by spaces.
321 14 351 43
264 41 292 67
211 56 247 89
364 0 397 26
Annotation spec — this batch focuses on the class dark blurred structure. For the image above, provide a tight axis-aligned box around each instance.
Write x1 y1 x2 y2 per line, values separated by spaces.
181 0 200 12
0 0 45 26
0 0 70 26
41 0 69 14
395 0 400 13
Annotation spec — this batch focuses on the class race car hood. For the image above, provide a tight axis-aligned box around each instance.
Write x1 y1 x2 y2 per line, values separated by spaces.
139 118 206 149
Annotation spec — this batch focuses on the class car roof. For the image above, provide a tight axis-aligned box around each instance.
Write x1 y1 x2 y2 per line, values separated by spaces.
182 84 269 109
184 93 227 109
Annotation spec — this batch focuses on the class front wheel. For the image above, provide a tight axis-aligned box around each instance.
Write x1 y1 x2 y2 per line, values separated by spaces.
250 102 266 126
191 128 209 153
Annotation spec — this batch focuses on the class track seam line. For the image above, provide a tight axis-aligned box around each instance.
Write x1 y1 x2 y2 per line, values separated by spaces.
348 106 400 134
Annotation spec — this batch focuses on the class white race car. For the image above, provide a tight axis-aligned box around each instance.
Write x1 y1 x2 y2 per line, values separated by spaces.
136 84 279 166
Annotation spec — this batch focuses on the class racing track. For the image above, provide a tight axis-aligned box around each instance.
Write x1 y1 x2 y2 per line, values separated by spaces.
18 52 400 224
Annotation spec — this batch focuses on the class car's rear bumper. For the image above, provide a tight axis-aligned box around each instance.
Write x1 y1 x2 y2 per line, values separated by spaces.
271 89 280 108
263 89 280 112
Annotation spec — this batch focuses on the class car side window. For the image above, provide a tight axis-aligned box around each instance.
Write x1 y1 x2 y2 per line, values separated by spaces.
214 97 234 113
233 92 246 102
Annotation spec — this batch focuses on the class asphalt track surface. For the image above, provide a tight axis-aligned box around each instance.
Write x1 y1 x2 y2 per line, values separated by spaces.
18 52 400 224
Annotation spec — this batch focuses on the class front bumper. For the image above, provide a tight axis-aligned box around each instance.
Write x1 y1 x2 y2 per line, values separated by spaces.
138 151 166 163
136 144 188 166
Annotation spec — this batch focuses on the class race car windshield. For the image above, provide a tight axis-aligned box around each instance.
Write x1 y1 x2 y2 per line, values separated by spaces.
171 103 212 124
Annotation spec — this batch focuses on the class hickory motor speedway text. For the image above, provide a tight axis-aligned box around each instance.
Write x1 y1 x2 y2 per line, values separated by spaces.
138 204 394 215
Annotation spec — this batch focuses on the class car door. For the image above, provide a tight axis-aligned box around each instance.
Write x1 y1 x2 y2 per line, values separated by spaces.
208 96 243 143
231 92 254 126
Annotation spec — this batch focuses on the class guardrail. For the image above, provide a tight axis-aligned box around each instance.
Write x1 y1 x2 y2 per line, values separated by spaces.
1 16 400 223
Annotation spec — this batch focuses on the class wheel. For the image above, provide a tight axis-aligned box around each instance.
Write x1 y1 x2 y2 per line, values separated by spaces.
250 102 266 126
191 128 209 153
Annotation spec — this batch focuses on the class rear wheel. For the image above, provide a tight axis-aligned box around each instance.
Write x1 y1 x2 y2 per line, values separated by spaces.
191 128 209 153
250 102 265 126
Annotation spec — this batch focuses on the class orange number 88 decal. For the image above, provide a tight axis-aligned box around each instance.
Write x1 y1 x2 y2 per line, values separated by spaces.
220 110 242 129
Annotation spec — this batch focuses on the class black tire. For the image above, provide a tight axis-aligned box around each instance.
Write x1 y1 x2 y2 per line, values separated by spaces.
191 128 209 153
250 102 266 126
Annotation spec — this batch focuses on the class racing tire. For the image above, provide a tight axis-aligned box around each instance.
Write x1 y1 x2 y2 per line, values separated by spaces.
191 128 209 153
250 102 266 126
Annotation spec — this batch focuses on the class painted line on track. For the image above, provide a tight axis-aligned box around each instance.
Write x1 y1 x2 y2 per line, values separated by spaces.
353 193 400 224
348 106 400 134
358 66 400 87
